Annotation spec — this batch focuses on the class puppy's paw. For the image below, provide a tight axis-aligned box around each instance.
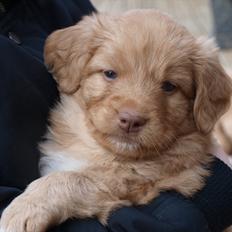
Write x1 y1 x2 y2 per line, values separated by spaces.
0 195 52 232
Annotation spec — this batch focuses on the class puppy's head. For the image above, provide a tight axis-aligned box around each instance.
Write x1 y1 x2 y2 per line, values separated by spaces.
44 10 232 158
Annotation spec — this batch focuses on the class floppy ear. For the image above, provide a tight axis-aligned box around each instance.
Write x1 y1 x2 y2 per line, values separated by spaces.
193 38 232 134
44 14 102 94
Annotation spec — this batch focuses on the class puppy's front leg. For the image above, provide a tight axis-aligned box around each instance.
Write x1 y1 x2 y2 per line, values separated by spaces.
0 171 129 232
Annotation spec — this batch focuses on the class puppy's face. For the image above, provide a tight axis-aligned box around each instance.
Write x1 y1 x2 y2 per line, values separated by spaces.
44 10 232 158
79 20 195 156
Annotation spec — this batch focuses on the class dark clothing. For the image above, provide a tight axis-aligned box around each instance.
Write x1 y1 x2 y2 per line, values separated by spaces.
193 160 232 232
0 1 231 232
109 192 210 232
0 0 95 189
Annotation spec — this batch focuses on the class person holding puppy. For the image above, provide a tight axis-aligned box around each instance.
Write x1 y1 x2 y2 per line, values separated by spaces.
0 1 231 232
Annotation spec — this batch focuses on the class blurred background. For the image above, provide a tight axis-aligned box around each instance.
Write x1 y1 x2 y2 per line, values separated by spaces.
92 0 232 71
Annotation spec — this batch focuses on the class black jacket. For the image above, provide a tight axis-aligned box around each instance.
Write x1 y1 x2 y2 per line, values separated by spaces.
0 1 231 232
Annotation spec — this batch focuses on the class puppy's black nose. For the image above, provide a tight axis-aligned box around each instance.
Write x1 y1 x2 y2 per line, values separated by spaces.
118 111 147 133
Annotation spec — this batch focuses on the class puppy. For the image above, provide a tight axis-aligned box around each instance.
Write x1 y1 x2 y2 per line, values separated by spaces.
0 9 231 232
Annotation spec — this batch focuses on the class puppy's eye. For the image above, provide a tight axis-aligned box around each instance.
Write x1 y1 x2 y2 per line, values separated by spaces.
161 81 176 92
103 70 117 80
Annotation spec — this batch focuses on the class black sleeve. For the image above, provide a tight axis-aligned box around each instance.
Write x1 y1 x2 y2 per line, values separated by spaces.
108 192 210 232
192 158 232 232
0 36 57 189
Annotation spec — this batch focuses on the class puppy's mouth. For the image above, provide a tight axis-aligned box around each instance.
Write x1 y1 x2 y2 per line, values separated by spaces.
105 134 141 152
88 117 147 154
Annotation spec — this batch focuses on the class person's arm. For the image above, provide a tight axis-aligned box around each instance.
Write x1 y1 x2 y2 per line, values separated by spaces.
108 191 211 232
192 157 232 232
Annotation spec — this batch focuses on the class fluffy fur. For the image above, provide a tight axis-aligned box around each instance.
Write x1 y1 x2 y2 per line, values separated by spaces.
1 9 231 232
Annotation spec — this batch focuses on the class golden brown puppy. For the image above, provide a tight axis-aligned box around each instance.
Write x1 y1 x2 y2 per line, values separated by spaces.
0 9 231 232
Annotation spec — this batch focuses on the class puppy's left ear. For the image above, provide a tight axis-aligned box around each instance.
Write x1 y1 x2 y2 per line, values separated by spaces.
193 38 232 134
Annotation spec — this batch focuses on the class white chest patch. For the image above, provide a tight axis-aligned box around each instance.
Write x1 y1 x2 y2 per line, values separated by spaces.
39 152 90 176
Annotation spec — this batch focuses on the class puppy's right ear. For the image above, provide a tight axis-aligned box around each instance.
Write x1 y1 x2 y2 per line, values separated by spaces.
193 38 232 134
44 14 102 94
